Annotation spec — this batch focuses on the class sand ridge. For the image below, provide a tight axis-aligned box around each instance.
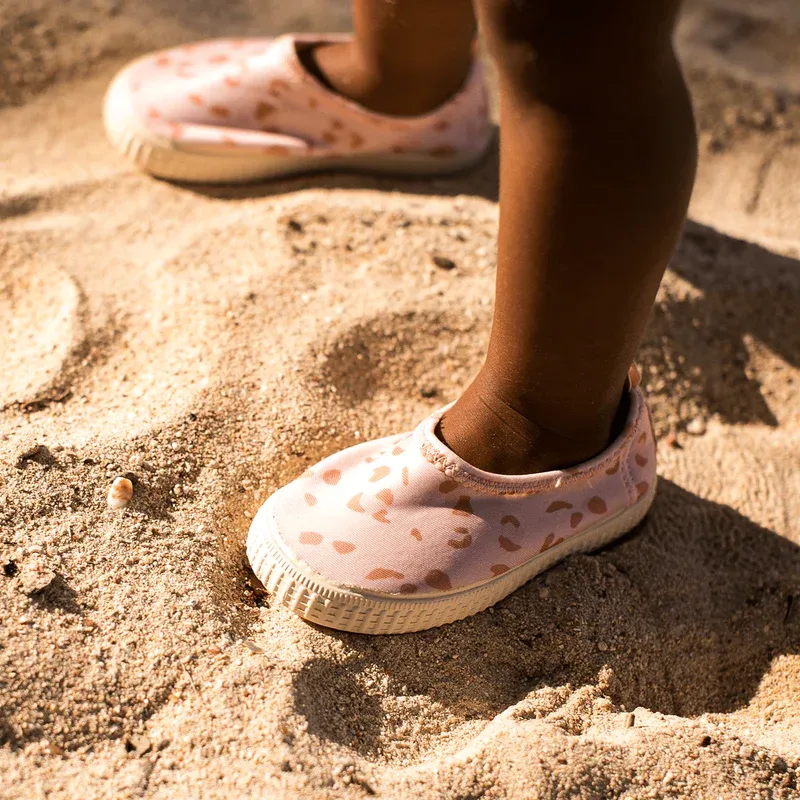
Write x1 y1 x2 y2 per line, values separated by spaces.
1 1 799 798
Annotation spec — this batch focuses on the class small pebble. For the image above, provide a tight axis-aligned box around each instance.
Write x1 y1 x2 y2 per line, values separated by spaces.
419 386 439 399
243 639 264 654
46 741 64 756
626 712 635 728
126 734 151 757
723 108 740 127
751 110 772 130
597 641 609 652
431 254 456 271
686 417 706 436
19 563 57 596
107 477 134 509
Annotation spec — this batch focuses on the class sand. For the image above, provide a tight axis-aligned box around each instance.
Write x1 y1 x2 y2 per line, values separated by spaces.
1 0 799 797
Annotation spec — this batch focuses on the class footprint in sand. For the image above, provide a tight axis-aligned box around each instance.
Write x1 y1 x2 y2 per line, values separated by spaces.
0 260 85 410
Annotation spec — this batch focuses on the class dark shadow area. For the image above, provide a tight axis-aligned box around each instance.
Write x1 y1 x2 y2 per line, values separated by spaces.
0 193 41 220
0 717 19 748
671 221 799 371
29 573 82 615
14 444 57 470
293 480 799 754
636 220 799 430
292 657 385 754
316 309 487 409
170 131 500 204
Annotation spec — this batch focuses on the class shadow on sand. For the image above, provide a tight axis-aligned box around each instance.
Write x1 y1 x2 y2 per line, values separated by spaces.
291 480 799 754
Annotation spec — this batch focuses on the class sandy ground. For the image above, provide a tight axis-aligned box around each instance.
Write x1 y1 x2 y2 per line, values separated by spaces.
1 1 799 798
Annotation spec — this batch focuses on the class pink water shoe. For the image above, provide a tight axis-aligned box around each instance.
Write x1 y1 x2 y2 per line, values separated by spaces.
247 367 656 634
104 34 491 183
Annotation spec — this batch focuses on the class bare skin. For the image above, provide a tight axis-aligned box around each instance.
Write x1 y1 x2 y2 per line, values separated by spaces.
301 0 476 116
305 0 698 474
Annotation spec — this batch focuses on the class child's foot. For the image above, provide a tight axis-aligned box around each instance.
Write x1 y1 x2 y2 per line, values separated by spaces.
103 34 491 184
246 369 655 635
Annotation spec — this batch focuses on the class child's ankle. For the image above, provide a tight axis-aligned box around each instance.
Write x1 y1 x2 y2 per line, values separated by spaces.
437 368 628 475
299 41 471 117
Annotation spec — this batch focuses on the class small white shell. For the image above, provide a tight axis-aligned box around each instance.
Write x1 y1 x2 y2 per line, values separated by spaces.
107 476 134 509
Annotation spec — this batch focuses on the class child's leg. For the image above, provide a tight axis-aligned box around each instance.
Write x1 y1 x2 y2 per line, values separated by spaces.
440 0 698 474
303 0 476 115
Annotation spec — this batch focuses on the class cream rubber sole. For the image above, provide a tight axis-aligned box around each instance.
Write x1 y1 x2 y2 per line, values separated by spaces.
103 69 490 184
246 481 656 635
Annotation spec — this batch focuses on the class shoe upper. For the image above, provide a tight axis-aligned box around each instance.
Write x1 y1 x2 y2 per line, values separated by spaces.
266 382 656 597
109 34 491 157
